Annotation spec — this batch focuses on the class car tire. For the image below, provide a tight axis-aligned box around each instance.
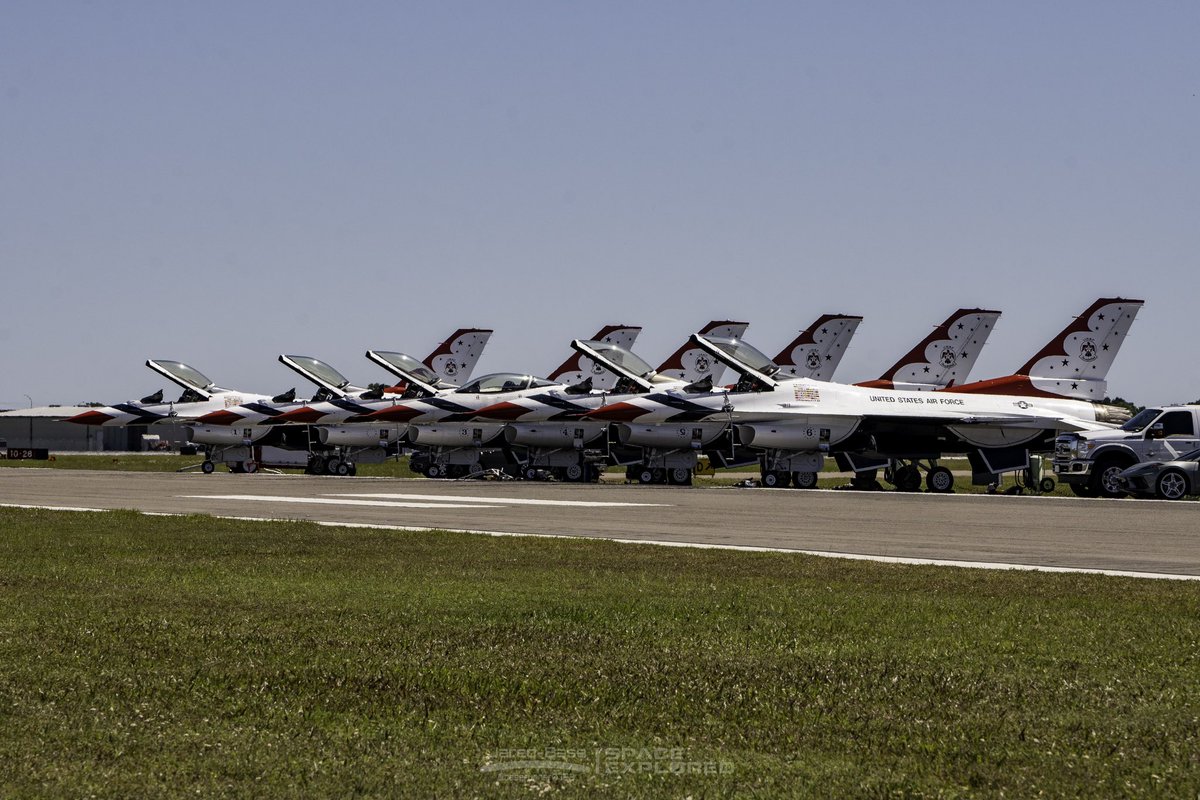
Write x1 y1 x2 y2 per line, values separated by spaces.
1155 468 1189 501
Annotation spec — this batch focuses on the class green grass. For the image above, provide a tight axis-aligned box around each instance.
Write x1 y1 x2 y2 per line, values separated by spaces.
1 508 1198 798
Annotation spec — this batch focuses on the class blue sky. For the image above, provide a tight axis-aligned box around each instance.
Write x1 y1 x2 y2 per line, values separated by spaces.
2 2 1196 406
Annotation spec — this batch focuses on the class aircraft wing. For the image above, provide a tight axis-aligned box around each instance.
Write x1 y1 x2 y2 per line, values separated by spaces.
946 414 1113 432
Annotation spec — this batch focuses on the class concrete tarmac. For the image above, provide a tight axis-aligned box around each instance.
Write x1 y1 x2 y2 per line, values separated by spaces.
2 469 1198 578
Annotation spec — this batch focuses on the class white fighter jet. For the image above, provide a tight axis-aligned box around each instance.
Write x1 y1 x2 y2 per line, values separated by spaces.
192 328 494 427
584 298 1141 491
64 360 281 427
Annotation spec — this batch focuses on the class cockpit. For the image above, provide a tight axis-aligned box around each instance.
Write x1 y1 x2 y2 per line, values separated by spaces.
698 336 782 378
694 335 781 392
575 340 677 386
455 373 555 394
369 351 443 388
148 360 216 393
281 356 354 391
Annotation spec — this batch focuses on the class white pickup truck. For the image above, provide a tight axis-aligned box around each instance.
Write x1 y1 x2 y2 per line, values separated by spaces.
1053 405 1200 497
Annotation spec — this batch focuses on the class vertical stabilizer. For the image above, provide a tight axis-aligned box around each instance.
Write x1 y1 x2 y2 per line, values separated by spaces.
774 314 863 381
548 325 642 389
656 320 750 384
948 298 1143 399
858 308 1002 391
423 328 493 384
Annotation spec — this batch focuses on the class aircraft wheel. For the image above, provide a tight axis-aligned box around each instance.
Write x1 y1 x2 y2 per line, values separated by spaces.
792 471 818 489
424 463 443 479
926 466 955 493
585 464 602 483
1038 477 1056 494
762 470 789 488
524 467 540 480
324 457 342 475
244 461 258 474
565 463 585 482
667 468 692 486
1156 469 1189 500
230 462 246 474
335 462 351 476
638 469 655 484
652 469 667 484
201 460 215 475
1070 482 1097 498
850 471 880 491
894 465 922 492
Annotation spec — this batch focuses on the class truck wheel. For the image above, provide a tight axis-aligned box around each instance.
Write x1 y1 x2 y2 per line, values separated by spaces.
1039 477 1056 494
638 469 655 484
565 463 585 482
1090 458 1130 498
926 466 955 493
201 460 215 474
791 471 818 489
324 457 342 476
1155 469 1189 500
335 462 350 476
424 463 443 479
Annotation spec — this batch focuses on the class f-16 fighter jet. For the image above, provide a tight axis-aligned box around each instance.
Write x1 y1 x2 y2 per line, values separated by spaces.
585 298 1141 491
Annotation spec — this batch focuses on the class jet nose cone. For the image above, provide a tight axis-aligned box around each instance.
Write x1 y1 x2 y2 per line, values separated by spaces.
582 402 649 422
196 409 243 426
66 409 114 426
264 407 325 425
473 401 529 421
365 404 423 423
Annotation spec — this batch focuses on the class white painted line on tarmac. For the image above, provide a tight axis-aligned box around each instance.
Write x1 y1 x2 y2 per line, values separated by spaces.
0 503 109 512
328 492 671 508
5 502 1199 582
179 494 501 510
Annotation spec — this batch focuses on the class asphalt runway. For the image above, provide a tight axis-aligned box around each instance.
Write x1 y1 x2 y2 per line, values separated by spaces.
2 469 1198 579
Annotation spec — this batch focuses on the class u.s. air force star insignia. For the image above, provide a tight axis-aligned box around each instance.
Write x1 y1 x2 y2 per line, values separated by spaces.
1014 400 1031 410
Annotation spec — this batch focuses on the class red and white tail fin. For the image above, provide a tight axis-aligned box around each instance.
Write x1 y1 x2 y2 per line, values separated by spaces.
948 298 1144 399
423 328 493 384
548 324 642 390
774 314 863 381
858 308 1002 391
656 320 750 384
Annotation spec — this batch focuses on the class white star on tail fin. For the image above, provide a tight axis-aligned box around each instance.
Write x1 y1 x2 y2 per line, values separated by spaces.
773 314 863 381
423 328 493 383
